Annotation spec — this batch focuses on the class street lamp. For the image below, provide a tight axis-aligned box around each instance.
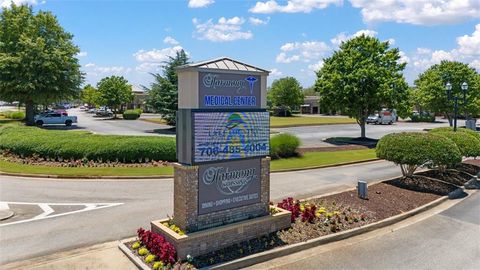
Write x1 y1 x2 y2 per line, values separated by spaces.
445 81 468 132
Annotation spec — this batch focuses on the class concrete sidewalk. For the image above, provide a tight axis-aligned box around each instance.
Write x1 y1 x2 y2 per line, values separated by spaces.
2 241 136 270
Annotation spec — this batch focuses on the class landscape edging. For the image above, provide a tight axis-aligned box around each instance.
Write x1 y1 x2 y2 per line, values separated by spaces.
205 192 452 270
118 241 151 270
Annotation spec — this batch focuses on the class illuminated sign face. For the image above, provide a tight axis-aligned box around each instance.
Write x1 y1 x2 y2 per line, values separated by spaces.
199 72 261 109
193 111 269 163
198 159 261 215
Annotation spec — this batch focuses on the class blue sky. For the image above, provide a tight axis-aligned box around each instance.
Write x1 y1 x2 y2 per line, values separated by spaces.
3 0 480 88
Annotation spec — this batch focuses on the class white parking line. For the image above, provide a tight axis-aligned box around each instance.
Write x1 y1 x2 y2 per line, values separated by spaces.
0 201 123 227
0 202 9 210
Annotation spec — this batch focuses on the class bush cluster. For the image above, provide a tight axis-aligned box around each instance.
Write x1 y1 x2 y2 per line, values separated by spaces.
428 130 480 158
137 228 176 264
0 111 25 120
122 109 142 120
270 133 301 159
0 126 176 162
429 127 480 140
410 114 435 122
376 132 462 176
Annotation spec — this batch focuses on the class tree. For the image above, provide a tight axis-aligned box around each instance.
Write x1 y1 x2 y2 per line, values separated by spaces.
414 61 480 125
96 76 133 118
145 50 189 125
0 4 83 125
80 84 100 107
268 77 304 117
315 35 409 138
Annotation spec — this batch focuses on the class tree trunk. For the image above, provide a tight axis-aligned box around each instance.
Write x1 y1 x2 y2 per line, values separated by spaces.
359 118 366 138
445 112 452 126
25 100 35 126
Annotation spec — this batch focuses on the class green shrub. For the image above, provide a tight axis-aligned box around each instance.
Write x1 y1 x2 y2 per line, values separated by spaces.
0 111 25 120
270 133 301 159
153 261 164 270
429 127 480 140
138 247 148 256
0 126 176 162
145 254 156 263
131 241 141 250
376 132 461 176
410 114 435 122
123 109 141 120
431 131 480 158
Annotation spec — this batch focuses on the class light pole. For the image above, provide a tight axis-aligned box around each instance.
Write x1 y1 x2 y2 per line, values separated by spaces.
445 82 468 132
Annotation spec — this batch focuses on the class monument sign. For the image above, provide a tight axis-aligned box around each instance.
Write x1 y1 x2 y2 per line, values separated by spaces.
150 58 291 259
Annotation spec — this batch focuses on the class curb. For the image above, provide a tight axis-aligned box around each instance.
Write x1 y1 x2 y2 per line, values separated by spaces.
206 192 453 270
0 159 381 180
0 209 14 221
118 241 151 270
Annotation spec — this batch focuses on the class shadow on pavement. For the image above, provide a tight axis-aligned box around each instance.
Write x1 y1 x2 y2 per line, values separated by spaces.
323 137 378 148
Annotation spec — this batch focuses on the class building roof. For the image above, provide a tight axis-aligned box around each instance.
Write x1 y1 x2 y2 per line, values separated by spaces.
176 57 269 74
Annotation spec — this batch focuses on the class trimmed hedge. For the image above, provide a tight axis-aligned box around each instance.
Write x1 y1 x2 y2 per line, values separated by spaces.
0 111 25 120
376 132 461 176
270 133 301 159
410 114 435 122
429 127 480 140
430 131 480 158
123 109 141 120
0 126 176 162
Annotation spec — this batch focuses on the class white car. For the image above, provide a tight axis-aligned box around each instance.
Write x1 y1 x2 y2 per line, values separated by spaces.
34 112 77 126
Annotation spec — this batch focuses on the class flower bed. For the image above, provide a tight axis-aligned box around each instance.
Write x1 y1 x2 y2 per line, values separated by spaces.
125 163 478 269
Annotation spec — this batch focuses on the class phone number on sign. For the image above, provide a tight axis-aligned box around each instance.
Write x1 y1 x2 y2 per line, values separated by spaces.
198 143 268 157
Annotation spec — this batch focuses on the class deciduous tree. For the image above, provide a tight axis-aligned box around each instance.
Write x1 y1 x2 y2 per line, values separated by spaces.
80 84 100 107
0 4 83 125
414 61 480 125
97 76 133 118
268 77 304 116
315 35 408 138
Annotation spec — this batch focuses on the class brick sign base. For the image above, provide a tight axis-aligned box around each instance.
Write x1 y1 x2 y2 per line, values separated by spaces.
151 206 291 259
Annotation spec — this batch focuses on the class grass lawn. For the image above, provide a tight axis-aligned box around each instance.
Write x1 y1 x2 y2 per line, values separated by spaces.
141 116 356 128
270 116 356 127
0 159 173 177
270 149 377 171
0 149 377 177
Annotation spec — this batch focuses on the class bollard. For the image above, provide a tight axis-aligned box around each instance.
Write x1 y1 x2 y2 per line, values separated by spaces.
358 180 368 199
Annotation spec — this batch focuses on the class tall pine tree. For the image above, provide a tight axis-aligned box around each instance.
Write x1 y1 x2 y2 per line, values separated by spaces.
145 50 189 125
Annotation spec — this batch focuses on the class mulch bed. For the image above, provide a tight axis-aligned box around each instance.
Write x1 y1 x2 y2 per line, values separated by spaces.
416 169 473 186
298 145 368 153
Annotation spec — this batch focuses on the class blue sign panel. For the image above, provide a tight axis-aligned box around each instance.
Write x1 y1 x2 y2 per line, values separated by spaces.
193 111 269 163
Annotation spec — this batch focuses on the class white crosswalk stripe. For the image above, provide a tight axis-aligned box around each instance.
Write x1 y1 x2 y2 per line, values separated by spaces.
0 201 123 227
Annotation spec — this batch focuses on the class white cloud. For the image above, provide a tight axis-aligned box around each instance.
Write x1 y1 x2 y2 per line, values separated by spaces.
84 63 95 68
457 24 480 55
270 68 282 76
163 36 179 45
82 63 132 78
249 0 342 14
249 17 270 25
76 51 87 57
133 45 184 63
398 51 409 64
0 0 38 8
276 41 330 63
349 0 480 25
308 60 324 72
193 17 253 42
330 29 377 47
188 0 214 8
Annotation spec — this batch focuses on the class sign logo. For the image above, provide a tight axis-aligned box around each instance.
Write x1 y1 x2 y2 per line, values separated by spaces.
226 113 245 130
245 76 258 95
202 165 257 195
202 73 247 92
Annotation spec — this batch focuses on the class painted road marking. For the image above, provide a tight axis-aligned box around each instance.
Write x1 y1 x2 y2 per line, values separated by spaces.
0 201 123 227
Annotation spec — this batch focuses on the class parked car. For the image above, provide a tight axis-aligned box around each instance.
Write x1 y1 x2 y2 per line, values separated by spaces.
95 107 113 117
366 109 397 125
34 112 77 126
88 108 97 113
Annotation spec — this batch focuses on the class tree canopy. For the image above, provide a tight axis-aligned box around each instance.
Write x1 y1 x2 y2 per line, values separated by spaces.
315 35 409 138
96 76 133 118
80 84 100 107
267 77 304 116
145 50 189 125
0 4 83 125
414 60 480 123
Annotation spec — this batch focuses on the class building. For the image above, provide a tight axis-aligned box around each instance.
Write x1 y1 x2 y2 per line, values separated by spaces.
300 96 320 114
126 85 150 112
